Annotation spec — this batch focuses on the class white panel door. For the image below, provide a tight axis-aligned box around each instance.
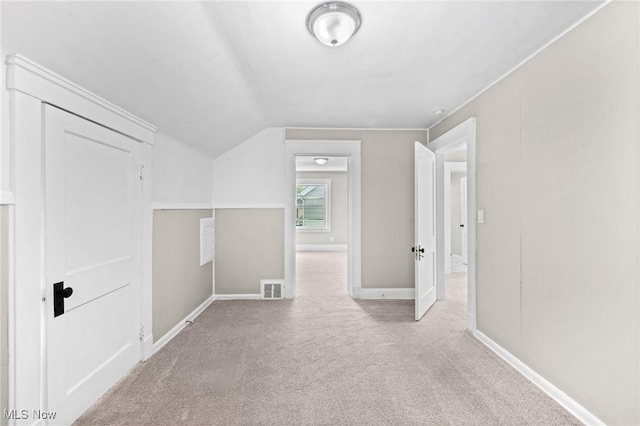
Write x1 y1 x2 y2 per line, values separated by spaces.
414 142 437 321
461 176 468 265
45 105 141 425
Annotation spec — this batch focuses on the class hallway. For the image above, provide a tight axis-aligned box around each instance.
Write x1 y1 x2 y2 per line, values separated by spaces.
77 252 578 425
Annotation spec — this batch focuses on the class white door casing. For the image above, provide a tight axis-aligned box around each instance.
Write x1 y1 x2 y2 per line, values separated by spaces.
461 176 468 265
284 140 361 299
45 105 141 425
428 117 477 330
414 142 437 321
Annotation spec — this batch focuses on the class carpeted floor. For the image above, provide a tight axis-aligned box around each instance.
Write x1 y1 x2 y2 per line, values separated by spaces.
76 251 579 425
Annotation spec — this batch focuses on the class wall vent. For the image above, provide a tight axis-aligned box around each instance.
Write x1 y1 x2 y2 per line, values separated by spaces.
261 279 284 300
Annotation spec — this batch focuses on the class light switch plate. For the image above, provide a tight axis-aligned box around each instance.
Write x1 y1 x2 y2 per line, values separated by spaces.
477 210 484 224
200 217 214 266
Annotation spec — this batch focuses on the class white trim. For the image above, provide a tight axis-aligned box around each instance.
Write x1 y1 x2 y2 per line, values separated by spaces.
444 162 467 274
151 295 214 355
152 203 213 210
284 140 362 300
359 288 414 300
296 244 348 252
214 294 262 301
429 118 477 331
286 126 429 132
428 2 610 132
0 191 15 205
213 204 285 209
5 54 156 144
474 330 604 426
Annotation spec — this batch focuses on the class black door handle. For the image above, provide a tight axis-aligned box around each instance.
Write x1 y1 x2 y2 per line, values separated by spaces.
419 247 425 253
53 282 73 318
460 224 465 228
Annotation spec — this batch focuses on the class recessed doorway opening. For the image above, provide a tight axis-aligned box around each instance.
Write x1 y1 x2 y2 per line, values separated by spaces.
283 140 362 299
295 156 349 297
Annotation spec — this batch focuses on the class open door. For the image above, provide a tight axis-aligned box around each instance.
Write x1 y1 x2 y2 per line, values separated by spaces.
414 142 437 321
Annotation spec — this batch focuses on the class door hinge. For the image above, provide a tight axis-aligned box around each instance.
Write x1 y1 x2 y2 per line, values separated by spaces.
139 323 144 341
139 164 145 180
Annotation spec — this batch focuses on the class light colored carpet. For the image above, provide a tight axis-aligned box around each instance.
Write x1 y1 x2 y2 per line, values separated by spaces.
76 251 579 425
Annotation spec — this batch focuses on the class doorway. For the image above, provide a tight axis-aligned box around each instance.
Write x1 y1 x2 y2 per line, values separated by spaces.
295 156 349 296
429 118 477 331
284 140 362 299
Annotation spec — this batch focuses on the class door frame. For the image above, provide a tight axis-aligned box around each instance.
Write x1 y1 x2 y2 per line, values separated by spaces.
444 162 467 274
284 140 361 298
5 54 156 420
428 118 477 331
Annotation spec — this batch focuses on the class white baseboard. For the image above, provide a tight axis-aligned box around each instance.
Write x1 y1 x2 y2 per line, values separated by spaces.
214 293 262 300
152 295 214 355
473 330 604 426
358 288 414 299
296 244 348 252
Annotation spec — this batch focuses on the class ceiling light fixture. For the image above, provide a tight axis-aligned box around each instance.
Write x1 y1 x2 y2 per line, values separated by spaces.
306 2 362 47
434 109 445 115
314 157 329 166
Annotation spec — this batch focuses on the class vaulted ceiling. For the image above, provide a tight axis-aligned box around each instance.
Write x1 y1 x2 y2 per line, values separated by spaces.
2 1 603 157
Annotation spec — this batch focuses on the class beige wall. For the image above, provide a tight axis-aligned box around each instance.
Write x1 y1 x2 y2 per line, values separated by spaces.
152 209 214 342
286 129 429 289
296 171 348 246
431 2 639 424
215 208 284 295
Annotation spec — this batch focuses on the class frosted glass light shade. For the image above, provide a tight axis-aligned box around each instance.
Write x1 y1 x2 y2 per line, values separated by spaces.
307 2 362 47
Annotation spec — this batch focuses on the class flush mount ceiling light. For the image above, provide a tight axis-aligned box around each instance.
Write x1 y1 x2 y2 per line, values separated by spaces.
314 157 329 165
307 2 362 47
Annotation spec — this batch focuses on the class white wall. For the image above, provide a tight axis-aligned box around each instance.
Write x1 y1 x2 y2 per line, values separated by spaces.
213 127 285 207
152 132 214 205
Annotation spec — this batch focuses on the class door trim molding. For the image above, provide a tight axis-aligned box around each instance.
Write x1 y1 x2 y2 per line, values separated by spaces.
5 54 156 421
284 140 361 299
428 118 477 331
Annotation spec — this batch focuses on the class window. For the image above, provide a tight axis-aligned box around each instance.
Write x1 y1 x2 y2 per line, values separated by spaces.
296 179 331 231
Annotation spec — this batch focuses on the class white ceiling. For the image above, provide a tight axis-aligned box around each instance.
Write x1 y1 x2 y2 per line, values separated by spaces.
1 1 603 157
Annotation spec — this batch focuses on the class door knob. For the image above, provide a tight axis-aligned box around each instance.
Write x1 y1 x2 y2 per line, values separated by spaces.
53 282 73 318
460 224 465 228
419 247 425 253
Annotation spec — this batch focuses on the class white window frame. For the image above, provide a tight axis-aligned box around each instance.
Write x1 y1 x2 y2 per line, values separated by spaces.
296 178 331 232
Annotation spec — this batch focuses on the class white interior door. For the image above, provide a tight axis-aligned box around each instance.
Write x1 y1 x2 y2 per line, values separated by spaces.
414 142 437 321
461 176 468 265
45 105 141 425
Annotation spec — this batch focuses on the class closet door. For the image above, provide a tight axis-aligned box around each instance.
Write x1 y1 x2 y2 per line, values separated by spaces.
45 105 141 425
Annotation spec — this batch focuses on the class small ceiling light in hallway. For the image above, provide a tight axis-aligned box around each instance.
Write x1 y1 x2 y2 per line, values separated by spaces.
307 2 362 47
314 157 329 165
